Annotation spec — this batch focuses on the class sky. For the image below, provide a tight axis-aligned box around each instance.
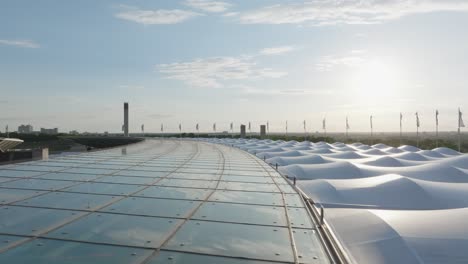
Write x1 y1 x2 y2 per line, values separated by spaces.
1 0 468 133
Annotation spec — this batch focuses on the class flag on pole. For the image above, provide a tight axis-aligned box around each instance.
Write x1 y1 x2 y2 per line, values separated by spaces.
346 116 350 129
141 124 144 133
416 112 420 128
248 122 251 131
322 118 326 130
161 123 163 132
267 121 269 132
436 110 439 126
303 120 306 131
196 123 199 131
230 122 233 131
370 115 373 129
213 123 216 131
459 108 465 128
179 123 182 132
400 112 403 127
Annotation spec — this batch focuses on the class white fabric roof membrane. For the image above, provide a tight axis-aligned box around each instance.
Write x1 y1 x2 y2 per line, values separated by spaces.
0 138 24 152
200 138 468 264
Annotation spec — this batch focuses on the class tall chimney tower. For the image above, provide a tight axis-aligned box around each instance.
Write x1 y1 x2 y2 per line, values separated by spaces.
124 102 129 137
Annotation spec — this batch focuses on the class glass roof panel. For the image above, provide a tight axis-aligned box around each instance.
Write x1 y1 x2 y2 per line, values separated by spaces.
46 213 181 248
0 179 77 191
115 170 169 178
63 168 117 175
34 172 100 181
209 190 284 206
0 188 45 204
133 186 211 201
93 175 157 185
100 197 200 218
0 206 85 236
156 179 217 189
15 192 119 211
148 251 275 264
0 238 153 264
0 235 28 251
220 175 275 184
163 220 294 262
192 202 287 226
63 182 145 196
217 182 280 193
293 229 331 264
0 170 44 178
287 207 315 229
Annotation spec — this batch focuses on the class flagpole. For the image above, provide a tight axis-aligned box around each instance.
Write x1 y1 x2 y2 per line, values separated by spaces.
436 110 439 148
399 113 402 146
415 112 419 148
458 108 464 152
346 116 349 141
303 120 306 141
285 121 288 140
370 115 373 145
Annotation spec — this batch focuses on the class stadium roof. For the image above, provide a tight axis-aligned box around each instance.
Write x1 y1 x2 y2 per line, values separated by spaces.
0 139 332 263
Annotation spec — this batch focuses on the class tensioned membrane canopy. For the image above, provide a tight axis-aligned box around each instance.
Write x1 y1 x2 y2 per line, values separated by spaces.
0 139 330 264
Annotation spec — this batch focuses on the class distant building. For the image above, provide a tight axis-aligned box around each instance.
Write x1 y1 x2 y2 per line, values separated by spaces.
240 125 246 138
69 130 79 135
260 125 266 138
18 124 33 133
123 102 129 137
41 128 58 135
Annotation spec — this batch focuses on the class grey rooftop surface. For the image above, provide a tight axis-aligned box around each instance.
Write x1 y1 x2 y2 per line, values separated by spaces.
0 139 330 264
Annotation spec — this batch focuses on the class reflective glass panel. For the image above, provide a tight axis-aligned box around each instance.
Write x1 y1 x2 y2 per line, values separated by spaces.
93 176 157 185
148 251 273 264
101 197 200 218
284 193 305 208
287 207 315 229
156 179 217 189
0 206 84 235
168 173 220 180
115 170 169 178
193 202 287 226
0 170 44 177
217 182 279 193
64 168 117 175
277 184 297 194
0 179 77 191
221 175 274 184
293 229 331 264
0 188 45 204
63 182 145 196
46 213 181 248
133 186 211 200
164 220 294 262
15 192 118 210
0 235 28 251
35 172 100 181
209 190 284 206
0 238 153 264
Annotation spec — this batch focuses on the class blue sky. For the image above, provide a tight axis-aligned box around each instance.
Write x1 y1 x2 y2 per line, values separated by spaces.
1 0 468 133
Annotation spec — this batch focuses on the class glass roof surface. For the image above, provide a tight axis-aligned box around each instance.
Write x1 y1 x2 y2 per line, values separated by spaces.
0 139 330 263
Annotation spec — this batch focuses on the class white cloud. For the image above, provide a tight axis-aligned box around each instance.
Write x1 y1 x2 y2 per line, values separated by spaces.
316 54 366 71
260 46 295 55
157 55 286 88
115 7 201 25
184 0 232 13
0 39 39 48
239 0 468 25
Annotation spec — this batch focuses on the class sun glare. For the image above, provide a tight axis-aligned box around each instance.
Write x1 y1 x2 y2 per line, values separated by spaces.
351 58 400 101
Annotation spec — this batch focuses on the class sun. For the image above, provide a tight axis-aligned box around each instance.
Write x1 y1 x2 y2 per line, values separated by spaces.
351 58 400 101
